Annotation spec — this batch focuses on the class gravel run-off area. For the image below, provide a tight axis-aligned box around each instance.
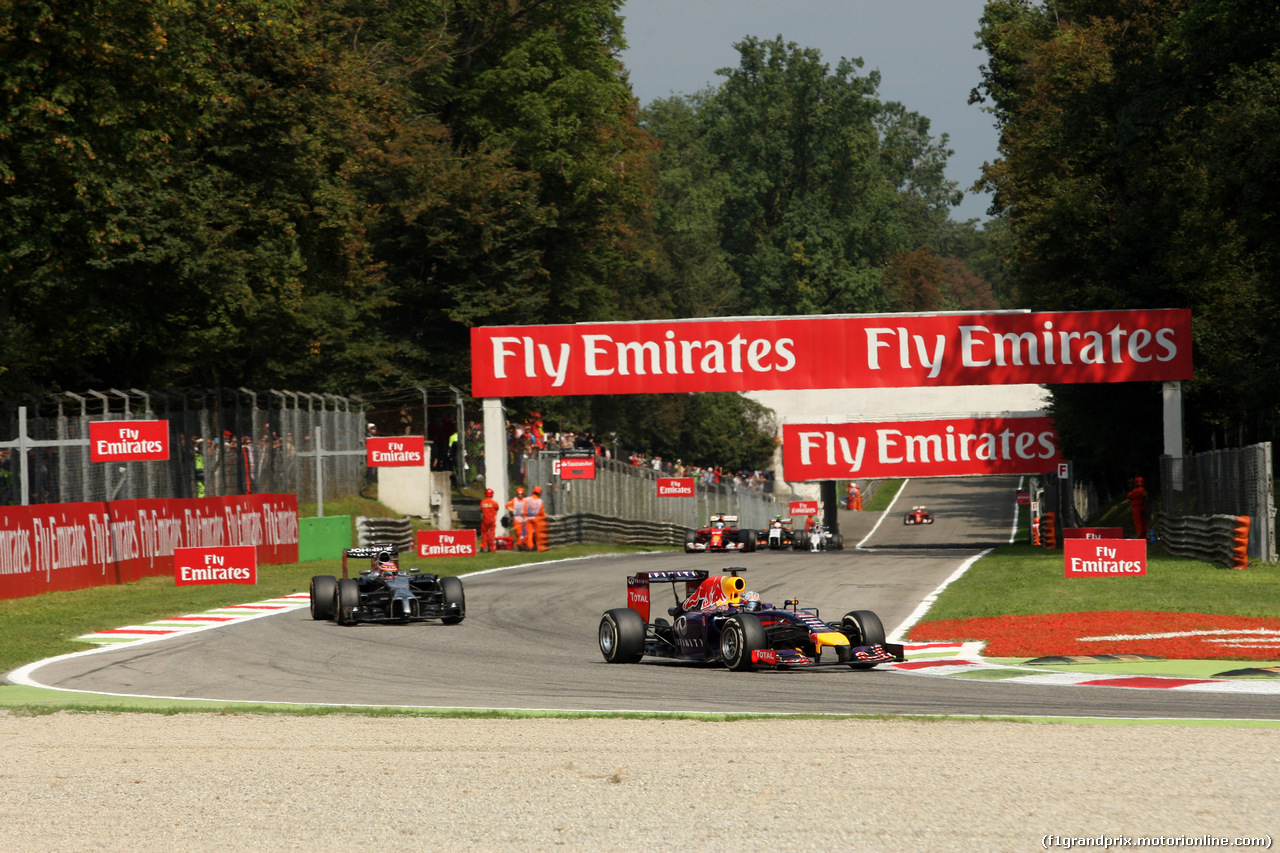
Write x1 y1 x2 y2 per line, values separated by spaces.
3 712 1277 851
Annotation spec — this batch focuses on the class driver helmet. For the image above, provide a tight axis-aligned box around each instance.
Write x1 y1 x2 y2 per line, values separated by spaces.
741 591 762 612
485 488 494 498
376 552 397 574
714 521 725 529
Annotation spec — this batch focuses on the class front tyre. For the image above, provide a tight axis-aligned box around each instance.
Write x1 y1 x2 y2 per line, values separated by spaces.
335 578 361 626
309 575 337 621
599 608 646 663
440 576 465 624
720 613 767 671
841 609 887 669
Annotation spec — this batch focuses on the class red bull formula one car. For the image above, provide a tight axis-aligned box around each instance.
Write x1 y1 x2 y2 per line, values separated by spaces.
684 514 757 554
904 506 934 525
598 568 904 671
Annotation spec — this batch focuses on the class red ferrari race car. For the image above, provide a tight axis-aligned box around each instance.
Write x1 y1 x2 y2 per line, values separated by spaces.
685 514 757 553
904 506 934 525
598 568 904 671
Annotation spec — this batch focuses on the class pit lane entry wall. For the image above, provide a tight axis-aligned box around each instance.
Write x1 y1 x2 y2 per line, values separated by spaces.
0 494 299 601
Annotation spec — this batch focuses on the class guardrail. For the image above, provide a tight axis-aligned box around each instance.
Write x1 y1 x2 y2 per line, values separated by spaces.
1155 513 1251 569
545 513 692 548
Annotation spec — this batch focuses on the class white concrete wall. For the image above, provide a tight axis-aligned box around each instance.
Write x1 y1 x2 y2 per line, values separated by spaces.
375 449 455 529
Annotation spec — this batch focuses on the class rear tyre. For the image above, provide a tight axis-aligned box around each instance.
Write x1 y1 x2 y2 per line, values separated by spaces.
684 529 697 553
335 578 361 626
739 530 756 552
440 576 465 624
841 609 887 669
720 613 767 671
830 533 844 551
599 608 646 663
792 532 807 551
309 575 336 621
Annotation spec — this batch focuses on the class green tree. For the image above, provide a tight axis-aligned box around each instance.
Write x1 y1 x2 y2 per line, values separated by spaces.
972 0 1280 490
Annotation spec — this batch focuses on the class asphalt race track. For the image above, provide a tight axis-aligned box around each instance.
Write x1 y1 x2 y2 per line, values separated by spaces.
25 476 1280 721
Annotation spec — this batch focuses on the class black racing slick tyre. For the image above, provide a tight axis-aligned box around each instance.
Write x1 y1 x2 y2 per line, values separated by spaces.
792 532 806 550
720 613 767 671
440 575 465 624
309 575 337 621
335 578 361 626
830 533 844 551
599 608 646 663
739 530 757 552
684 529 697 553
841 609 886 668
842 609 887 646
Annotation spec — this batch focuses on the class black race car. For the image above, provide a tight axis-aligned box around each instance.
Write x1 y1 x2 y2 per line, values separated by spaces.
598 568 903 671
685 514 756 554
309 545 465 626
904 506 934 525
756 515 803 550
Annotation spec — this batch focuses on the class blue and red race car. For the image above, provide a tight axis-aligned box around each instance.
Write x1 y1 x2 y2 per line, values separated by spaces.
598 568 904 671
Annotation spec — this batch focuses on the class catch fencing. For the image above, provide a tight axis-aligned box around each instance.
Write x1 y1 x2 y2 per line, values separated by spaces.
1159 443 1275 563
525 453 782 535
0 390 366 507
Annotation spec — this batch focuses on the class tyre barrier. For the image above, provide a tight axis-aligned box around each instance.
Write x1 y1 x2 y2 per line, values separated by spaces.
1041 511 1057 549
546 513 692 548
355 516 415 552
1155 512 1253 569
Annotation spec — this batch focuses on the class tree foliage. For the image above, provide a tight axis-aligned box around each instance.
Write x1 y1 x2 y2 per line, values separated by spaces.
972 0 1280 490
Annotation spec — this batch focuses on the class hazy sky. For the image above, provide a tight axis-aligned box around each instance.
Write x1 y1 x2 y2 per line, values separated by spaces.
617 0 998 222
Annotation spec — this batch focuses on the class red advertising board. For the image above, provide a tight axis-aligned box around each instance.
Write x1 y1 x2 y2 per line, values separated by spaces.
1064 538 1147 577
557 455 597 480
1063 527 1125 540
657 477 695 497
366 435 426 467
416 529 477 558
471 309 1193 397
89 420 170 462
782 415 1063 481
174 545 258 586
790 500 820 516
0 495 298 601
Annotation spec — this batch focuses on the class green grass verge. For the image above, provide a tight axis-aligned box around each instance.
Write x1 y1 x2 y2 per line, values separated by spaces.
864 479 904 512
0 543 668 675
917 543 1280 623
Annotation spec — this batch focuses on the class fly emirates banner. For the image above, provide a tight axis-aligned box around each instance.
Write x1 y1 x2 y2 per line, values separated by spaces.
470 309 1193 397
783 416 1063 480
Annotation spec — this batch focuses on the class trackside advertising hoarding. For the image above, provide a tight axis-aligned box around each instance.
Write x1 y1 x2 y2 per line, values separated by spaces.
366 436 426 467
657 477 695 497
0 494 298 600
790 501 819 516
471 309 1192 397
416 529 477 558
89 419 170 462
1065 538 1147 577
174 545 258 586
556 455 597 480
783 416 1063 481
